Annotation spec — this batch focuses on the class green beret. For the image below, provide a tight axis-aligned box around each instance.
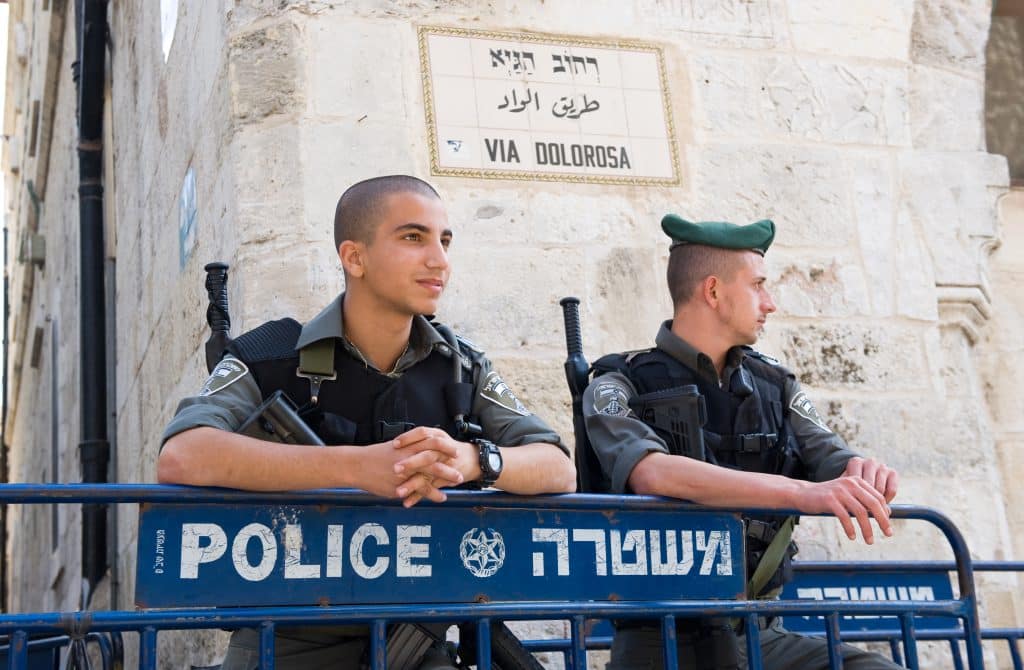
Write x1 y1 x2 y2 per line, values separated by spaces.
661 215 775 255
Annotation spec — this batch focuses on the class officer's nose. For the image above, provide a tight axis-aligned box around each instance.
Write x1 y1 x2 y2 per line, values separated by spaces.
425 238 449 271
762 289 777 314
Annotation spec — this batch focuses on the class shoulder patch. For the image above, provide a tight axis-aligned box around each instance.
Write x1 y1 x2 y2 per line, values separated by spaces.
480 371 530 416
592 381 631 417
789 390 831 432
199 358 250 397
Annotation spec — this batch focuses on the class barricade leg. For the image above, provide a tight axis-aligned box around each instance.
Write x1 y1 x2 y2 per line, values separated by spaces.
570 616 587 670
887 638 903 666
949 639 963 670
1008 636 1022 670
259 622 275 670
370 620 387 670
139 627 157 670
743 614 762 670
898 612 918 670
475 619 492 669
6 630 27 670
660 615 678 670
824 613 843 670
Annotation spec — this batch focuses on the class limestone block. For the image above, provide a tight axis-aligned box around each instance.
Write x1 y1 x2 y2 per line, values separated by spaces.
441 186 661 250
986 17 1024 179
774 322 929 390
441 248 588 354
228 20 304 125
909 65 984 151
770 250 870 318
787 0 913 60
996 439 1024 559
893 208 938 321
582 246 672 356
233 123 307 248
638 0 783 48
910 0 990 72
692 53 909 146
309 19 410 122
850 151 898 315
693 143 856 247
897 151 1007 288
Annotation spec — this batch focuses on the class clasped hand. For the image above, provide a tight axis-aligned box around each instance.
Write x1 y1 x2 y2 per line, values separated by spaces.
358 427 478 508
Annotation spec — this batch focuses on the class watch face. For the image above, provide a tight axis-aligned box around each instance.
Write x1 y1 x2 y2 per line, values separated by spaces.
487 451 502 472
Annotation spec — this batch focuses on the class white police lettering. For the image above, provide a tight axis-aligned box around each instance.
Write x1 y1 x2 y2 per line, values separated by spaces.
398 525 432 577
284 524 320 579
351 523 390 579
795 586 935 620
232 523 277 582
531 528 732 577
180 523 228 579
179 522 434 582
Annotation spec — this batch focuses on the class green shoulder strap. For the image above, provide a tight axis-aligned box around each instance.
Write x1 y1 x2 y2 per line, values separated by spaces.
747 515 795 598
297 339 337 405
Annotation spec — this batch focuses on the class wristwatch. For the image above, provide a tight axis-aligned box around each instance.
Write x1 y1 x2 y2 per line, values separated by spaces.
472 438 503 487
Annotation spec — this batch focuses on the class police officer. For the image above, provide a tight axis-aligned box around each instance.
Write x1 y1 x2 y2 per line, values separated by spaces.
158 175 576 669
582 216 900 670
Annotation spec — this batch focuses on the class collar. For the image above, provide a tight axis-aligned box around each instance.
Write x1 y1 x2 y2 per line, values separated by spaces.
654 320 747 386
295 294 446 372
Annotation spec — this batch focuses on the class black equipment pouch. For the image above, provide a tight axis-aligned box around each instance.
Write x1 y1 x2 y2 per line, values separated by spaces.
628 384 708 461
237 390 325 446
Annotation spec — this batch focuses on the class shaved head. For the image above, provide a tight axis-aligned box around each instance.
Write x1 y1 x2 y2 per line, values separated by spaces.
334 175 440 248
666 244 746 308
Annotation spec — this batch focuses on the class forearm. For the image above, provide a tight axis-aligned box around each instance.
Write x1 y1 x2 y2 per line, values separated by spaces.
629 452 803 509
495 442 576 494
158 426 363 491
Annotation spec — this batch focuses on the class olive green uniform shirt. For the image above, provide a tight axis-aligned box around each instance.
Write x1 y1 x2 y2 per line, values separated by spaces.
582 321 856 493
164 294 568 454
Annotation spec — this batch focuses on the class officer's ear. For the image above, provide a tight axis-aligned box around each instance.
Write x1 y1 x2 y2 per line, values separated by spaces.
702 275 720 307
338 240 366 278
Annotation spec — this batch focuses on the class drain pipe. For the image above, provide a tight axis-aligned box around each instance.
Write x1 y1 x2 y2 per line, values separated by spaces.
73 0 110 606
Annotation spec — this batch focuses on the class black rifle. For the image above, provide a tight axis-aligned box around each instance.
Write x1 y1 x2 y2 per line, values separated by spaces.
237 390 325 446
559 297 605 493
204 262 231 373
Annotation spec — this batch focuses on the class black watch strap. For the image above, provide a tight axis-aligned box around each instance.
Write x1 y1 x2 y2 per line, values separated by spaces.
472 438 503 487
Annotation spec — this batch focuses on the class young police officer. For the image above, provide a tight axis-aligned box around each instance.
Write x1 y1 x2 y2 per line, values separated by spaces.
582 217 900 670
158 175 576 669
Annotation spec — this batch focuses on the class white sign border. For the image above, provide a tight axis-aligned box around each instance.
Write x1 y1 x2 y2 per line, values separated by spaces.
418 25 682 187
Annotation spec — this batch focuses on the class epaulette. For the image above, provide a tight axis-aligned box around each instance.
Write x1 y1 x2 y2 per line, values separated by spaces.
429 321 482 371
743 346 781 366
226 318 303 363
591 348 652 376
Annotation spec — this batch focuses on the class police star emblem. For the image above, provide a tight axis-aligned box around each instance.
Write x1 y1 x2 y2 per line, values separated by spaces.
459 528 506 578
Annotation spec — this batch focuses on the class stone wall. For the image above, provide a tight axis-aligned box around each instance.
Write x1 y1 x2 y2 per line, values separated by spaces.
2 1 1020 668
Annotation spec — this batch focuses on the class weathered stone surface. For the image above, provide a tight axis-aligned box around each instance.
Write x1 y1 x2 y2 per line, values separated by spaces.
693 143 857 247
774 323 929 389
986 17 1024 180
910 0 990 71
909 65 985 151
639 0 783 49
897 151 1007 287
770 251 870 318
228 20 304 125
787 0 913 60
693 53 910 146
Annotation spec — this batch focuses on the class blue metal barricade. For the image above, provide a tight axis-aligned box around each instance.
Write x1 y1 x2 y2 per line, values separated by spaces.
0 484 991 669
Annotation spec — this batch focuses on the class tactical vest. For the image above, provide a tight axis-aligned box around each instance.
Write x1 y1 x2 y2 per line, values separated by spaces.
593 346 803 595
225 318 481 446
